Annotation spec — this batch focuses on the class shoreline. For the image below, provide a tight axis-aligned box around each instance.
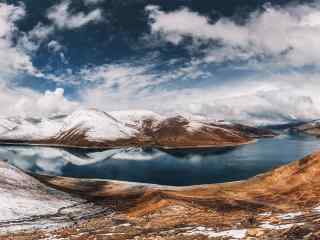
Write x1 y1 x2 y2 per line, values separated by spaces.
0 139 257 151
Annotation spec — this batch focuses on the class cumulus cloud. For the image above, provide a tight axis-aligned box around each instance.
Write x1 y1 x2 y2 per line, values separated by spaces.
1 0 320 125
20 0 104 53
0 0 78 118
36 2 320 124
0 86 79 117
47 0 103 29
79 63 320 124
146 3 320 67
163 71 320 124
0 3 38 77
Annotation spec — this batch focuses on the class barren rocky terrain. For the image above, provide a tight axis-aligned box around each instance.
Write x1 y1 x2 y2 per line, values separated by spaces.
2 149 320 239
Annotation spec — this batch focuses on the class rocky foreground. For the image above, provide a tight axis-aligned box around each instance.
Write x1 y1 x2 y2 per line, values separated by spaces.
0 109 275 149
2 150 320 239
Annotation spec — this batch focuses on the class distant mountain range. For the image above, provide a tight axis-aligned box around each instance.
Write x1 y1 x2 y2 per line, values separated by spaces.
0 109 276 149
288 119 320 137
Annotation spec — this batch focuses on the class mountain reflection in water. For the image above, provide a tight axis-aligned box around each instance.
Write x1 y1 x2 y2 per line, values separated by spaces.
1 134 320 186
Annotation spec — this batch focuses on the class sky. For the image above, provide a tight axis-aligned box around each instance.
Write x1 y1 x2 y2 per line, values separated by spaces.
1 0 320 124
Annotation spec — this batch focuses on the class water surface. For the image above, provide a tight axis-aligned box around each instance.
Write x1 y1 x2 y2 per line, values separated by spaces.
2 134 320 186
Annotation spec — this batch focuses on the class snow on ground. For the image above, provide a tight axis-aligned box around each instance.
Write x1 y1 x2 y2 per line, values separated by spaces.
184 226 247 239
0 160 81 222
313 205 320 212
259 222 304 230
0 160 114 234
277 212 303 220
258 212 272 217
185 121 207 132
110 110 164 128
185 120 239 137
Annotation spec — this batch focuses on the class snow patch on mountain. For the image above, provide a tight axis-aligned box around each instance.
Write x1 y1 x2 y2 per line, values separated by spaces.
0 108 267 147
58 109 138 141
0 109 145 142
110 110 164 128
0 117 62 140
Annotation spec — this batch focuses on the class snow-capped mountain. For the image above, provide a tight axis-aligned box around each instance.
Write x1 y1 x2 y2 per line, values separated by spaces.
0 109 275 149
290 119 320 136
109 110 164 129
0 116 62 140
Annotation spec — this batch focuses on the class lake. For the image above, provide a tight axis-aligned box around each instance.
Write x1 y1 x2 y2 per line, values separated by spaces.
2 134 320 186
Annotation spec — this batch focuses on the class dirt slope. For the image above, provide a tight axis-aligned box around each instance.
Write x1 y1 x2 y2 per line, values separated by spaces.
14 151 320 239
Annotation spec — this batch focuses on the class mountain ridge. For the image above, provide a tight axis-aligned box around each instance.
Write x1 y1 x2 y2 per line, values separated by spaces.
0 108 276 149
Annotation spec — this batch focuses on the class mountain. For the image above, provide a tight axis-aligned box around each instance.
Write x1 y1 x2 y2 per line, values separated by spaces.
290 119 320 136
0 109 276 149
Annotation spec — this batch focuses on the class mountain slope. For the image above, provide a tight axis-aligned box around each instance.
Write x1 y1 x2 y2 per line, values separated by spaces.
0 160 111 233
150 115 250 148
0 109 276 149
290 119 320 136
28 151 320 240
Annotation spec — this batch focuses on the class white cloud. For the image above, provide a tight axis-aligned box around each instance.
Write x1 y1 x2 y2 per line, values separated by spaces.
0 3 38 77
0 0 104 83
0 1 78 118
28 23 55 41
47 0 103 29
0 3 25 37
83 0 105 5
19 23 55 52
48 40 63 52
180 89 320 125
79 63 320 124
81 64 156 88
146 3 320 67
79 63 158 110
20 1 104 53
77 56 214 110
163 72 320 124
1 1 319 125
30 88 78 117
37 2 320 124
0 85 79 117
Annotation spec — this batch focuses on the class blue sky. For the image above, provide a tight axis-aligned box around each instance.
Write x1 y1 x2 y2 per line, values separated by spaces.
1 0 320 124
